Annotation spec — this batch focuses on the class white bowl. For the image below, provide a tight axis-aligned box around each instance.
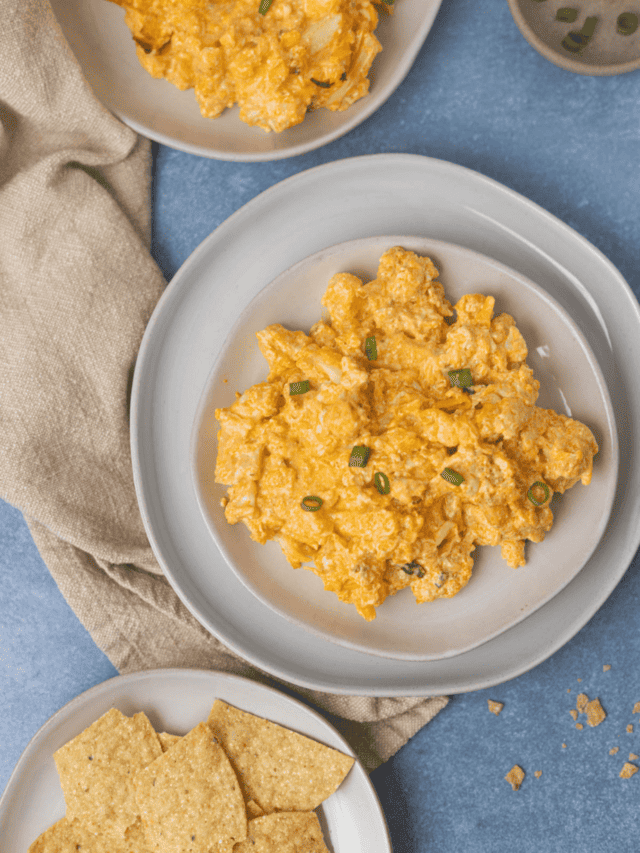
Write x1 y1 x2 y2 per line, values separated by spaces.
192 236 618 661
507 0 640 76
50 0 443 161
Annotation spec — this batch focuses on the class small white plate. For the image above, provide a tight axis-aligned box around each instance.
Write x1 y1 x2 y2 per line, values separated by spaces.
0 669 390 853
131 154 639 696
49 0 443 161
192 236 617 661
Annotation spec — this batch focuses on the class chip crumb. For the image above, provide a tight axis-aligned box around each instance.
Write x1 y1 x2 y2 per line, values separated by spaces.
586 698 606 728
603 664 611 671
619 762 638 779
488 700 504 716
569 709 578 721
575 723 584 730
610 747 619 755
627 724 634 734
576 693 589 713
629 753 639 761
505 765 525 790
534 770 542 778
562 743 567 749
567 688 571 693
633 702 640 714
577 678 582 682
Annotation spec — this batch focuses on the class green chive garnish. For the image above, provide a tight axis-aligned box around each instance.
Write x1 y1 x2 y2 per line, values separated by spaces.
310 78 332 88
301 496 323 511
401 561 425 578
617 13 638 35
374 471 390 495
527 481 550 506
289 380 310 395
562 15 597 53
555 7 578 23
365 336 377 360
349 445 370 467
441 467 464 486
448 368 472 389
258 0 273 13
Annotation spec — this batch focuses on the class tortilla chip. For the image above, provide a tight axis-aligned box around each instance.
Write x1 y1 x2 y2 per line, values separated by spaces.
157 732 182 751
28 818 81 853
28 817 150 853
206 700 354 812
134 721 247 853
53 708 162 837
487 700 503 716
233 813 330 853
246 799 266 818
619 762 639 779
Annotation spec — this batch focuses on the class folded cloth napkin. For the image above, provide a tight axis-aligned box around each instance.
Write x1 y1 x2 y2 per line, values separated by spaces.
0 0 447 770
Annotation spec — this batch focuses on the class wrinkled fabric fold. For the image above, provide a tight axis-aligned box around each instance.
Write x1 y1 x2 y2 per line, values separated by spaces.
0 0 448 771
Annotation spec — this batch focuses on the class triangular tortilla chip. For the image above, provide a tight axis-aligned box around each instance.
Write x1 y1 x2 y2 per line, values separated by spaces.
134 721 247 853
206 700 354 812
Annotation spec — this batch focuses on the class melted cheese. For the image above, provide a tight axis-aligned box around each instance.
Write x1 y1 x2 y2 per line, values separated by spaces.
214 247 598 620
108 0 386 131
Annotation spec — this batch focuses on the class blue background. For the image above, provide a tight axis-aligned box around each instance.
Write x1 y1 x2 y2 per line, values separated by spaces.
2 1 640 850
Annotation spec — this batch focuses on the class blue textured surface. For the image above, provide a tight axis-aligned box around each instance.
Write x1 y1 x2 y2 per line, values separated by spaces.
2 0 640 849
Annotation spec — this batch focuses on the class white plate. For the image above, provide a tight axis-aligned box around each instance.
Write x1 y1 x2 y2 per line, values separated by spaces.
0 669 390 853
192 236 617 661
131 153 640 695
49 0 443 162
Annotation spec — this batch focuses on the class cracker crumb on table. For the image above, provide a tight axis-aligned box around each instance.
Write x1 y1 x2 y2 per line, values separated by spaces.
619 762 638 779
586 698 606 728
505 765 525 790
487 700 504 716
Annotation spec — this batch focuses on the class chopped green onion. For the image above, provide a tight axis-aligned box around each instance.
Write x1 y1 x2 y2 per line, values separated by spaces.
555 7 578 22
527 481 550 507
258 0 273 13
562 16 597 52
448 368 472 389
365 336 378 360
310 78 332 88
617 12 638 35
289 380 310 395
382 0 394 4
349 445 370 467
401 561 422 576
301 496 323 511
441 467 464 486
374 471 390 495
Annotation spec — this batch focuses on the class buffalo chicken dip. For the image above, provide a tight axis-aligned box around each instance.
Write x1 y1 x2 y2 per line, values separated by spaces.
214 247 598 620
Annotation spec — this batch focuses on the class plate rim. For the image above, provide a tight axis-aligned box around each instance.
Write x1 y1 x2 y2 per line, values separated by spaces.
189 233 619 662
131 152 640 696
0 668 392 853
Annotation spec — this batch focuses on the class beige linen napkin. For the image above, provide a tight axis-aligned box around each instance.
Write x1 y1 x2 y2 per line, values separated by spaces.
0 0 447 770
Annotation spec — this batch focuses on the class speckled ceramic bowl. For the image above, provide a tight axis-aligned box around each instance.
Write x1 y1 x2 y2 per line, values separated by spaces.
508 0 640 75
